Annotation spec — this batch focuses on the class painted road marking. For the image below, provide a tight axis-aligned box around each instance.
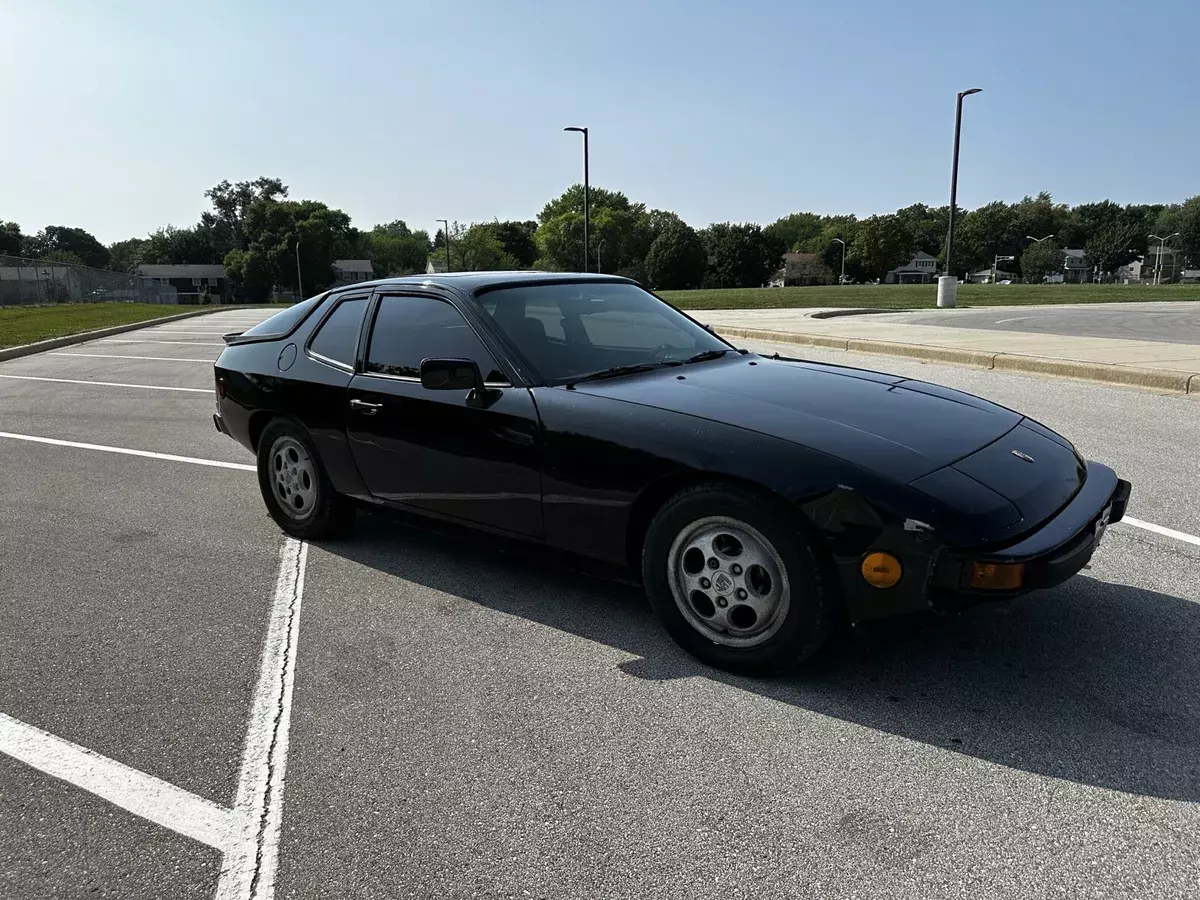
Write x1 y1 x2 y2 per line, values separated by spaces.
52 352 214 363
1122 516 1200 548
0 538 310 898
216 538 308 900
0 374 210 393
0 432 255 471
0 712 235 851
98 339 226 346
993 316 1034 325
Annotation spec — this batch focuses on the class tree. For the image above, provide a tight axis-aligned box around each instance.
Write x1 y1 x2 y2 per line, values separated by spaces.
140 226 220 265
201 177 289 257
893 204 946 259
222 198 353 301
1084 219 1142 279
0 221 23 256
847 215 913 281
441 223 520 271
23 226 110 269
1175 196 1200 268
1020 238 1064 284
955 201 1020 276
644 220 707 290
535 184 653 274
764 212 824 253
476 220 538 268
365 220 430 275
107 237 147 273
699 223 780 289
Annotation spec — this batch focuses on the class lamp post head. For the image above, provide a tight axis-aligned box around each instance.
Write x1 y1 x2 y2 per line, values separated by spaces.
833 238 845 245
564 126 587 134
959 87 983 97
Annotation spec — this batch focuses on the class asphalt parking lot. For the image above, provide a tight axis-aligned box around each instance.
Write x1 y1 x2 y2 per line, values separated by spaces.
889 300 1200 345
2 310 1200 899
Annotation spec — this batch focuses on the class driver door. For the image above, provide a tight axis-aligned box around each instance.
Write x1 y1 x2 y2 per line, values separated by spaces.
345 292 543 538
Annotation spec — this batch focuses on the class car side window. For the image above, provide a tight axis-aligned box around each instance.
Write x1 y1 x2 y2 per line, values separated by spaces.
366 295 506 383
309 296 368 367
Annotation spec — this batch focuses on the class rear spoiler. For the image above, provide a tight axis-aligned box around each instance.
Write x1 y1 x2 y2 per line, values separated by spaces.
222 331 245 345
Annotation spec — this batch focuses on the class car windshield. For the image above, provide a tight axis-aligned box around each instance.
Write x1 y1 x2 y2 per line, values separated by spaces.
478 281 730 385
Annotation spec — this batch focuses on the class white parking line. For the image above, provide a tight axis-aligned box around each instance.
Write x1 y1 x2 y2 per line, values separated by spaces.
994 316 1034 325
0 374 210 393
0 432 255 471
1122 516 1200 548
216 538 308 900
98 339 226 346
52 352 214 363
0 712 235 851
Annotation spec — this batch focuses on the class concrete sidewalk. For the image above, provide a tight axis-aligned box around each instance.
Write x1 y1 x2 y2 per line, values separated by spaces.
691 307 1200 395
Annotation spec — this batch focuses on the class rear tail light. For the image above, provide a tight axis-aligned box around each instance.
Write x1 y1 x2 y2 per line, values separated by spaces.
215 376 227 400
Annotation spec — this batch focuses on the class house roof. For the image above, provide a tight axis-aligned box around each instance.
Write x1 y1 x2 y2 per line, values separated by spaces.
1063 249 1086 261
912 251 937 260
332 259 373 273
783 252 819 263
137 264 224 279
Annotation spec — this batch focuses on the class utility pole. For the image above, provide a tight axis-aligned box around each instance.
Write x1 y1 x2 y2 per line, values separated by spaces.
833 238 846 285
564 126 589 272
294 239 303 302
438 219 452 273
940 87 982 308
1150 232 1179 285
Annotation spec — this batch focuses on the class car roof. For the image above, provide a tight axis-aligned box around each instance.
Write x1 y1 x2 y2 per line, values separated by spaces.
333 271 635 295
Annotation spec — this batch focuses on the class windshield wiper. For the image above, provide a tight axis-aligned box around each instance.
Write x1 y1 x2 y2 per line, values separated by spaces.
680 348 739 365
565 361 681 389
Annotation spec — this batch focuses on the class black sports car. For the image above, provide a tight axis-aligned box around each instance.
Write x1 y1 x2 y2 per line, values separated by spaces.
214 273 1130 674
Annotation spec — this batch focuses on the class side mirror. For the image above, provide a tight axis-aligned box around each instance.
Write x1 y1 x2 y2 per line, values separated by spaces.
419 358 481 391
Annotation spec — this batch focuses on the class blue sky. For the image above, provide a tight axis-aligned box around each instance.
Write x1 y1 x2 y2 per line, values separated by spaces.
3 0 1197 244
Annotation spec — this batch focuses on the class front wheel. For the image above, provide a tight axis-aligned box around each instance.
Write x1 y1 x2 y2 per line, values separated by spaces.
256 419 355 539
642 484 837 675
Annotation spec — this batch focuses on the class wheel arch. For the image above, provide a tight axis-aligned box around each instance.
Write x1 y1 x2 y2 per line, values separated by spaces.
625 471 810 579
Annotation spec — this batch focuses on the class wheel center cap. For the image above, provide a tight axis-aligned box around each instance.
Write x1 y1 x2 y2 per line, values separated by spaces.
713 571 734 595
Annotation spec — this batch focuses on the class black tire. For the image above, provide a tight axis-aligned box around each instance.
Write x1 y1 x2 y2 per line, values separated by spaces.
256 418 355 539
641 483 838 676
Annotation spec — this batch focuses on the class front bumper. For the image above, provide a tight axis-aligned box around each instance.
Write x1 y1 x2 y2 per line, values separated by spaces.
931 461 1131 596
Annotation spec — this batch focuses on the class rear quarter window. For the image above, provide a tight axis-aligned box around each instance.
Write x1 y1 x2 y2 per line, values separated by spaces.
240 295 324 338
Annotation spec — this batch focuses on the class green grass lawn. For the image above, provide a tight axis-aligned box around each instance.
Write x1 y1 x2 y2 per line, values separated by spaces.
660 283 1200 310
0 303 220 350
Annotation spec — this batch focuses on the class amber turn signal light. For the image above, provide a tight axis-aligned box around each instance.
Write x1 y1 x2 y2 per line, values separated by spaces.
969 561 1026 590
861 552 902 588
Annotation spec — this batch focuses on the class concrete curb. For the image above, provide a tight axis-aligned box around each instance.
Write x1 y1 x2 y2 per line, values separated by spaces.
715 325 1200 396
0 307 232 363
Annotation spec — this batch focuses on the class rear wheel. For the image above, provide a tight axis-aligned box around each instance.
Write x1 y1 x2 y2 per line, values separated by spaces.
642 484 837 675
256 419 354 539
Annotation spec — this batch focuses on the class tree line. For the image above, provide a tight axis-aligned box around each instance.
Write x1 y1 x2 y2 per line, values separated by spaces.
3 179 1198 300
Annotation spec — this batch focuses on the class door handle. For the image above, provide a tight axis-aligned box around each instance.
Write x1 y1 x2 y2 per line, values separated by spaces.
349 398 382 415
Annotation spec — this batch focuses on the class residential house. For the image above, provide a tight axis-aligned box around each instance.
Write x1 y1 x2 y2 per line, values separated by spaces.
136 264 226 302
331 259 374 285
1115 260 1145 284
1063 249 1089 283
967 268 1020 284
884 251 939 284
768 252 834 287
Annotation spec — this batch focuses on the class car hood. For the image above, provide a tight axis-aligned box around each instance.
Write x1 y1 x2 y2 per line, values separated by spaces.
578 354 1024 484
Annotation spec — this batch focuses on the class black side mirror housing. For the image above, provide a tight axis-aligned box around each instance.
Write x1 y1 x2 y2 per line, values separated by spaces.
419 358 481 391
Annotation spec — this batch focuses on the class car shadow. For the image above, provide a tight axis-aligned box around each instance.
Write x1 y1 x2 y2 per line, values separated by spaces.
318 512 1200 803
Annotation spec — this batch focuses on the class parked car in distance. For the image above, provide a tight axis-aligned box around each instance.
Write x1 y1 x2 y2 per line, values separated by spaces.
213 273 1130 674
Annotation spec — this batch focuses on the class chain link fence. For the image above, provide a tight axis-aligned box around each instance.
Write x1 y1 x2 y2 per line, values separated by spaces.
0 256 179 306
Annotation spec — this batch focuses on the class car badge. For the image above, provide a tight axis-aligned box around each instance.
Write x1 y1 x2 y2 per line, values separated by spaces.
1011 449 1035 463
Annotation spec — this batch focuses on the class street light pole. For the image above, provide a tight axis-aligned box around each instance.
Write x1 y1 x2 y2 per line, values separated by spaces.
940 87 982 308
437 218 451 273
1026 234 1055 243
833 238 846 285
596 239 606 273
295 239 303 302
564 126 589 272
1150 232 1179 286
